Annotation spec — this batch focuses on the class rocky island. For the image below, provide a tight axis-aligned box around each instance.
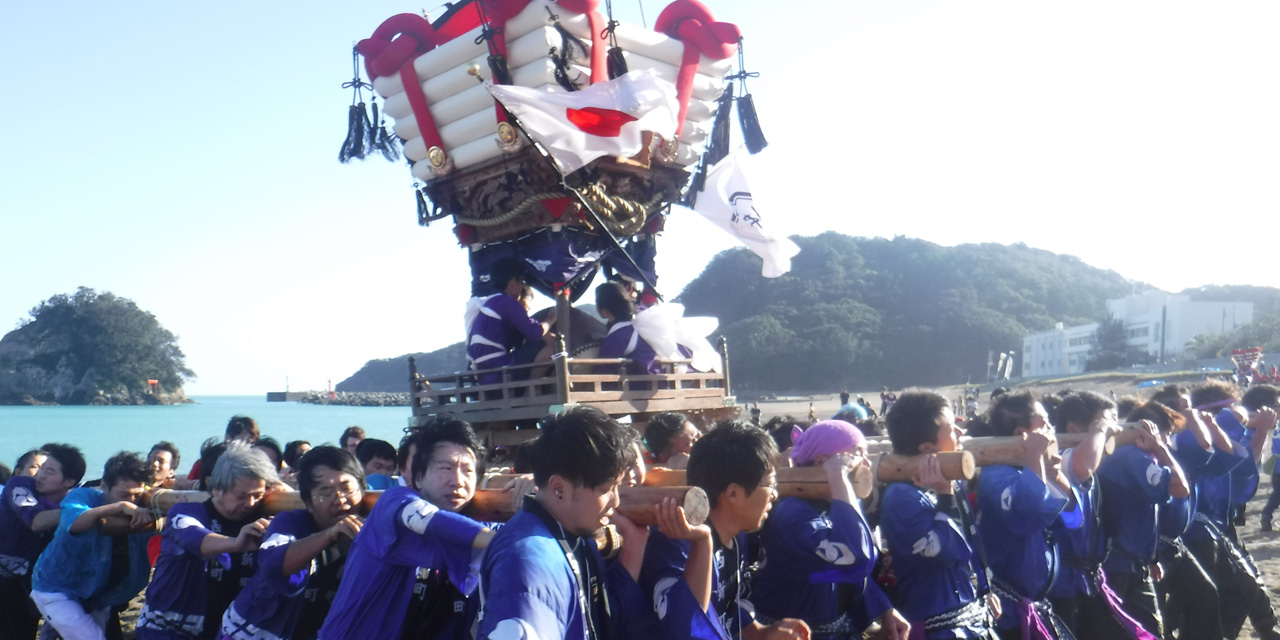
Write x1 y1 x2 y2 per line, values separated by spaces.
0 288 194 405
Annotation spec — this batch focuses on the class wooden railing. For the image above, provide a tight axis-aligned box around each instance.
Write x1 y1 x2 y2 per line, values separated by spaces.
407 343 733 425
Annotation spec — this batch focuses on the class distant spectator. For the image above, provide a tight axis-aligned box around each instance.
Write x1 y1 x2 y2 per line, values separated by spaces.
643 412 700 468
185 415 260 483
762 415 801 464
833 398 869 423
356 439 398 489
880 387 899 415
195 438 227 491
225 416 260 444
148 442 181 489
254 437 284 473
340 426 366 457
511 439 537 475
0 463 10 494
283 440 311 470
1115 395 1143 421
857 396 877 419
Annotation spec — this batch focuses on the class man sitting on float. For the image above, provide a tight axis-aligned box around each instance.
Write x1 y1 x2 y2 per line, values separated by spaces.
465 258 556 385
594 281 660 375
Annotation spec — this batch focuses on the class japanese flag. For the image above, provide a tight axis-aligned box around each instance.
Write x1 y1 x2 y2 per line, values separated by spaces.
487 69 679 175
693 152 800 277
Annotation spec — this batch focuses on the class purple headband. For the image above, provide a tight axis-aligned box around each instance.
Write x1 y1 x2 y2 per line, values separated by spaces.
790 420 865 466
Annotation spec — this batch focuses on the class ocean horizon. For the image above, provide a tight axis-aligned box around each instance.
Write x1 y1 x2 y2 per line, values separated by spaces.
0 396 415 482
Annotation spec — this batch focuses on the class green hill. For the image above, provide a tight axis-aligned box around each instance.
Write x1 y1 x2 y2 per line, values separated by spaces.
335 343 468 393
677 233 1135 393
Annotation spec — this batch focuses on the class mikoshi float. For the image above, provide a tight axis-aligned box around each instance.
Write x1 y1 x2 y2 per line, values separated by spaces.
340 0 764 304
339 0 767 428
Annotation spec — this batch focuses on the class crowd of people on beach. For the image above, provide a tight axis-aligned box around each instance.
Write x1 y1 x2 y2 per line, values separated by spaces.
2 376 1280 640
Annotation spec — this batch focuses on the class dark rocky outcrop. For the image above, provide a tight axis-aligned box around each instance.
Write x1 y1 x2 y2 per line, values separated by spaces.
0 288 193 405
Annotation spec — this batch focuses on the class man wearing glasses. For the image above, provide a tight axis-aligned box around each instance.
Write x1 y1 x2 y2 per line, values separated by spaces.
219 446 365 640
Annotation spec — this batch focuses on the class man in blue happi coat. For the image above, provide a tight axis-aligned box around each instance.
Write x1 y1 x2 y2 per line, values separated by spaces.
881 390 998 640
475 406 650 640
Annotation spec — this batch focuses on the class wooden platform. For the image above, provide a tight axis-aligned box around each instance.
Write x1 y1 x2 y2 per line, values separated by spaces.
406 352 738 443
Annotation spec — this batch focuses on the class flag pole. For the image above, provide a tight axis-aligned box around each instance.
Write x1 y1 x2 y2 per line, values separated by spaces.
472 66 665 299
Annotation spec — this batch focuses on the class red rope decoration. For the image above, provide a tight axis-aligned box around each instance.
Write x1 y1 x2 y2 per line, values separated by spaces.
654 0 740 137
558 0 608 83
357 14 447 160
355 1 614 167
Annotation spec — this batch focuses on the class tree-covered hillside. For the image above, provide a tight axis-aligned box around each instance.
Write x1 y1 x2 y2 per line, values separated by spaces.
0 288 194 404
678 233 1134 392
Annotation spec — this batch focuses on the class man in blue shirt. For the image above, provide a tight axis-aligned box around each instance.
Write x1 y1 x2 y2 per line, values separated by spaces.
1186 382 1280 640
1147 384 1227 640
881 390 997 639
475 406 649 640
977 391 1073 640
319 416 495 640
753 419 906 640
466 258 554 384
1094 400 1189 639
137 442 278 640
30 451 154 640
641 419 811 640
0 443 83 640
221 445 364 640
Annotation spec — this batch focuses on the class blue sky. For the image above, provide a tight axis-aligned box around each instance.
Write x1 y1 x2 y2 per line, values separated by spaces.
3 1 1279 395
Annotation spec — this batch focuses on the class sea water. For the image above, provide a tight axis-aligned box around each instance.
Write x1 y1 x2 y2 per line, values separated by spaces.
0 396 414 481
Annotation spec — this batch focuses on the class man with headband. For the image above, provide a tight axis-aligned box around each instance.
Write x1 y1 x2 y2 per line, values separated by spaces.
752 419 908 640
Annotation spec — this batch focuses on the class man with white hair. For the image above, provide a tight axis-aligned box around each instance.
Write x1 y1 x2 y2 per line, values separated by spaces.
136 441 278 640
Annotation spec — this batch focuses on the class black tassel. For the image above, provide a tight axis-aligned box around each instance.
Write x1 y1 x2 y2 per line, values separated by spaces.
682 167 707 208
370 101 402 162
339 103 370 163
488 54 514 86
360 102 376 157
415 185 429 224
551 22 588 91
737 93 768 154
339 47 375 163
704 83 734 167
607 47 628 79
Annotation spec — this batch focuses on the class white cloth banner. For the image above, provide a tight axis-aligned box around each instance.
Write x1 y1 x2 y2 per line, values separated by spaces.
487 69 679 175
693 152 800 277
631 302 721 373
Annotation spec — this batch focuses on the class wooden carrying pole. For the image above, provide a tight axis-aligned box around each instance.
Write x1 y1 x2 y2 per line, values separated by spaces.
867 427 1145 463
469 485 710 527
874 451 974 483
641 465 875 500
103 486 710 533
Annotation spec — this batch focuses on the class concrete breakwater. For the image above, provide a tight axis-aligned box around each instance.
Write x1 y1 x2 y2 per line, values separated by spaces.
296 391 410 407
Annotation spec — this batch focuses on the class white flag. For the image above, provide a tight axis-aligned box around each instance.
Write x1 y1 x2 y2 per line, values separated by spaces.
487 70 679 175
693 152 800 277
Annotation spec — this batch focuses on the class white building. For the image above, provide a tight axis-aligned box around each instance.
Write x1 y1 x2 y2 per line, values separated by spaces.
1021 292 1252 377
1022 322 1099 378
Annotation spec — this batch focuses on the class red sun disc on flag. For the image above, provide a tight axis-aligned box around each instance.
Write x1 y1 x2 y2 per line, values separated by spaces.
565 107 638 137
